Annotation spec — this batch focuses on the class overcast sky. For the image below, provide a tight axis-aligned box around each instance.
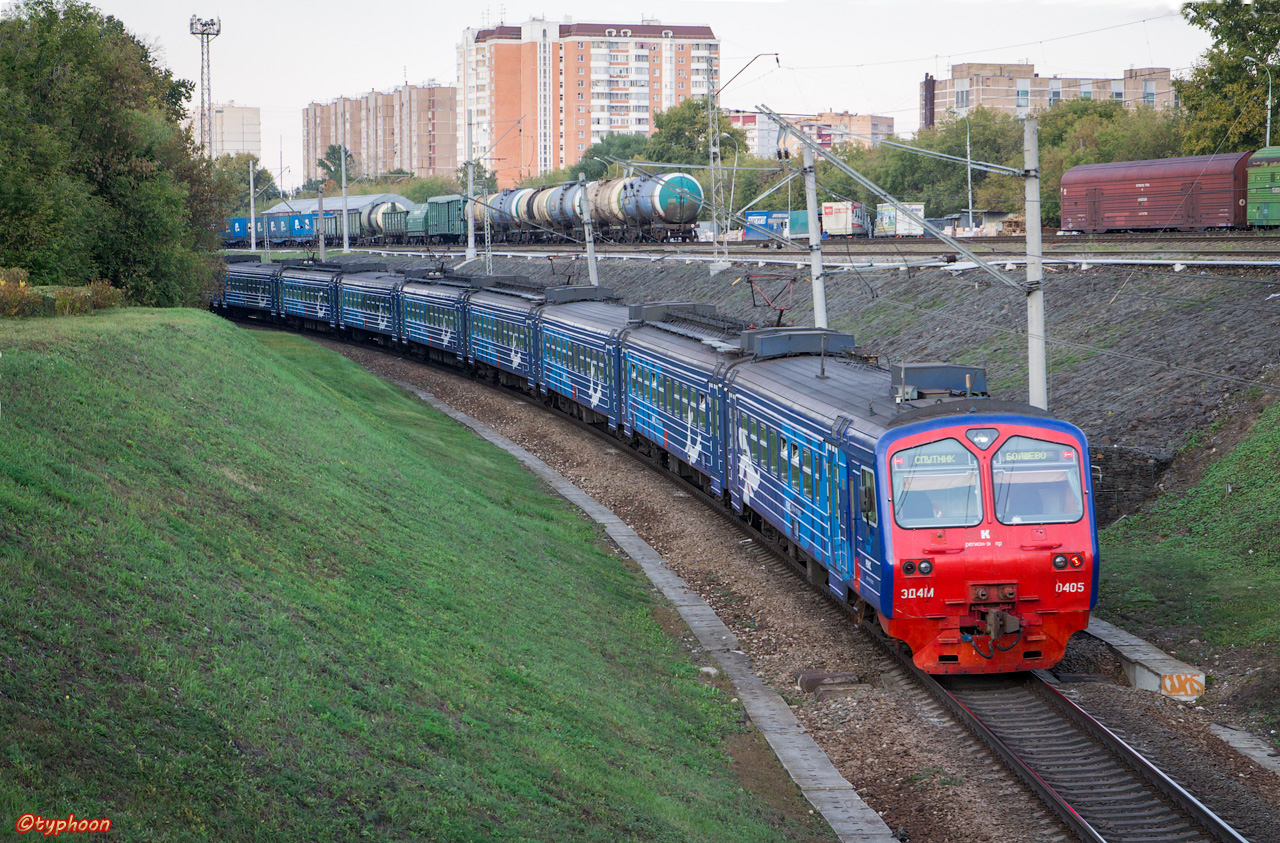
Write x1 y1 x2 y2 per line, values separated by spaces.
83 0 1211 190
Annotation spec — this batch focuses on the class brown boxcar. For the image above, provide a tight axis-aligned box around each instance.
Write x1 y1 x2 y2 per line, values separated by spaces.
1059 152 1253 232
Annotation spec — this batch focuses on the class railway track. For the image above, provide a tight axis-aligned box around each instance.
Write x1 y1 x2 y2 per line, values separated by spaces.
235 314 1256 843
905 665 1249 843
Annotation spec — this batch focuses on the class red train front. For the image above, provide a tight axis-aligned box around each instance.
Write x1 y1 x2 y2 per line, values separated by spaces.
873 409 1098 674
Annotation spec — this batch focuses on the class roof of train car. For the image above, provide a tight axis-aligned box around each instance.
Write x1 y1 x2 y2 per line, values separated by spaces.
279 264 343 283
401 277 477 299
225 262 280 278
539 300 629 335
467 287 544 316
729 354 900 442
623 323 733 374
263 193 415 215
1061 152 1251 185
339 271 404 291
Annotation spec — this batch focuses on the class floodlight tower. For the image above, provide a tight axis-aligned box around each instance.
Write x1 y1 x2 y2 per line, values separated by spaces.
189 15 221 157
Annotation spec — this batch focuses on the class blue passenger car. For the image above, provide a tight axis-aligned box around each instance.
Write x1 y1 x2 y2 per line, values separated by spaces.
724 329 873 602
537 287 626 427
465 279 543 381
337 271 403 339
620 303 737 496
279 263 341 327
400 272 480 364
220 260 281 315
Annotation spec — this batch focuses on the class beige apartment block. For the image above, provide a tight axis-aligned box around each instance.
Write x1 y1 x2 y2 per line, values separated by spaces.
182 102 261 157
458 18 719 187
920 63 1175 128
303 82 458 184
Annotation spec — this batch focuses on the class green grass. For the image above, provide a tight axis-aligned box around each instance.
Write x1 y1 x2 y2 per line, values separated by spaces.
0 310 833 842
1099 394 1280 647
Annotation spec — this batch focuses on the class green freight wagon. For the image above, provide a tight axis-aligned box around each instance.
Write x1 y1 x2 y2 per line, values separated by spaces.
1246 146 1280 227
427 195 467 243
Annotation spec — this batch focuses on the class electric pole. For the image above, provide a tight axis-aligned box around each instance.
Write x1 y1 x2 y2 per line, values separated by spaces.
802 146 827 329
249 160 256 252
579 173 599 286
1024 117 1047 410
188 16 221 157
465 109 477 261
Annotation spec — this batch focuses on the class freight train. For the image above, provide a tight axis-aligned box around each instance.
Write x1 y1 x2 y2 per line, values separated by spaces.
222 172 704 249
1060 146 1280 232
213 258 1099 675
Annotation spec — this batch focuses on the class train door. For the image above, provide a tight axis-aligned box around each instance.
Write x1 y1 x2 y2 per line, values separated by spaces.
851 463 882 606
824 446 852 591
1181 182 1199 229
1086 188 1102 231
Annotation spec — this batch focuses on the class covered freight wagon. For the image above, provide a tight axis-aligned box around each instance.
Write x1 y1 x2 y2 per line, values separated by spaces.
1060 153 1253 232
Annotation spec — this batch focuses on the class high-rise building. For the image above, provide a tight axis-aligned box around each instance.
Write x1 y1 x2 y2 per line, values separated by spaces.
303 82 457 184
920 63 1175 129
457 18 719 188
181 102 261 157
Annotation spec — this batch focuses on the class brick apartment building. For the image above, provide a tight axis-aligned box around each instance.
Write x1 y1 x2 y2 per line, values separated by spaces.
457 18 719 187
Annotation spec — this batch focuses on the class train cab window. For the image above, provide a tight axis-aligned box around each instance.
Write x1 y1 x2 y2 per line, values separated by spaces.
891 438 983 529
992 436 1085 525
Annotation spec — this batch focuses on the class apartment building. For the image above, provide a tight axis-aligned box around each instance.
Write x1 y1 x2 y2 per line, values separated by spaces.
182 102 261 157
457 18 719 187
726 110 895 157
920 63 1175 128
302 82 458 184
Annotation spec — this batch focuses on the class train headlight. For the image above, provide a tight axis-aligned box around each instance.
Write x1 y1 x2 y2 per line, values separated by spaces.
902 560 917 575
918 559 933 575
1052 554 1069 570
1068 552 1084 568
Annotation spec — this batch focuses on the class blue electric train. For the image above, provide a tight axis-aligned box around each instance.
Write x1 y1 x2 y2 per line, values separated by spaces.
213 257 1098 674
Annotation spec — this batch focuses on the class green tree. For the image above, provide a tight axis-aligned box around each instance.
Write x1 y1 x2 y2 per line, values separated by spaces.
0 0 226 303
570 132 649 180
642 98 747 167
399 175 461 204
317 144 356 185
1177 0 1280 154
455 162 498 193
213 153 278 218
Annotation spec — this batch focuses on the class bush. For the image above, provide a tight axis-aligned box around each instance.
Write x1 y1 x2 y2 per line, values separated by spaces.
87 279 124 310
53 288 91 316
0 267 30 286
0 272 45 317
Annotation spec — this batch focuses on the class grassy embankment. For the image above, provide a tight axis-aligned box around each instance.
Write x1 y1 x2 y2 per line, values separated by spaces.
1098 396 1280 647
0 310 833 842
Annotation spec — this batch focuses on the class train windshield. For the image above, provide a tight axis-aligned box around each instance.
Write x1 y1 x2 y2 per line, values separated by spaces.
992 436 1085 525
891 438 983 529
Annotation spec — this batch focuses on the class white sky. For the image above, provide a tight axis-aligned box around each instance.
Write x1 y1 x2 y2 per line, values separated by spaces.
83 0 1210 190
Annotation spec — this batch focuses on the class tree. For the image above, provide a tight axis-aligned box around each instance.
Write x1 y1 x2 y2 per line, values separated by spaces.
0 0 226 303
642 98 747 167
455 161 498 193
1177 0 1280 153
317 144 356 184
570 132 648 181
213 153 277 218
